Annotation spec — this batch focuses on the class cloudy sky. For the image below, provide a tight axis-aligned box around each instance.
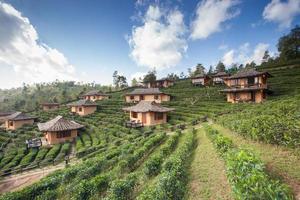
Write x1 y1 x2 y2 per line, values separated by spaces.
0 0 299 89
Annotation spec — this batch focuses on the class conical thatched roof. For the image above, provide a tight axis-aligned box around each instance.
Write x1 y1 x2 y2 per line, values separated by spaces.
83 90 109 96
38 115 84 132
122 101 174 113
225 68 271 79
1 112 36 121
67 99 97 107
126 88 165 95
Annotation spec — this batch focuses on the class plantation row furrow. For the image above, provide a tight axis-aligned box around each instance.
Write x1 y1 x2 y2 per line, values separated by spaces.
204 126 294 200
137 129 196 200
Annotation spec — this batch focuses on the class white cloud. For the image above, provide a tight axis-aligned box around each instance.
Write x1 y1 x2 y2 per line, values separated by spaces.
128 5 187 70
263 0 300 29
190 0 240 40
222 43 270 66
0 2 77 88
218 44 228 50
222 49 235 66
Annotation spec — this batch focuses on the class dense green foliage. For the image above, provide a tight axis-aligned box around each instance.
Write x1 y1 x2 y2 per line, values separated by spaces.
205 126 293 200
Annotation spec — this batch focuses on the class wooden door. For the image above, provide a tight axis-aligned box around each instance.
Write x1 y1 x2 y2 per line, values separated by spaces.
142 113 147 124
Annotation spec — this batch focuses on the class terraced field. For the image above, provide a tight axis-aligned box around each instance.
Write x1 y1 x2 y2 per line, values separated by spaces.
0 63 300 199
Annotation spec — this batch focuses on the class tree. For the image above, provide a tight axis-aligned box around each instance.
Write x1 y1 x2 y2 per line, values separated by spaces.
278 25 300 60
131 78 138 86
118 76 128 88
143 70 157 83
208 66 214 74
193 63 205 76
113 71 119 88
167 73 179 81
187 68 192 77
245 61 256 69
227 64 239 74
262 50 270 63
215 62 226 72
179 72 185 79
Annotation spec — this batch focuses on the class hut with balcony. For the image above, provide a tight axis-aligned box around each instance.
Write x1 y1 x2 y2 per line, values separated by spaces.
124 88 171 103
67 99 97 116
143 78 174 88
211 71 230 85
2 112 36 130
191 74 210 86
221 68 272 103
38 115 84 145
41 103 60 111
123 101 174 127
81 90 110 102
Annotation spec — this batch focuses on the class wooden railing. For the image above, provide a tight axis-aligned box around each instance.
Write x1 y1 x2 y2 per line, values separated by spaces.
228 83 266 88
124 121 143 128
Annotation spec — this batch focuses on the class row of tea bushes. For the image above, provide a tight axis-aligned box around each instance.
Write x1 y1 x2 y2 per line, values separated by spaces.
205 126 294 199
137 130 196 200
217 95 300 148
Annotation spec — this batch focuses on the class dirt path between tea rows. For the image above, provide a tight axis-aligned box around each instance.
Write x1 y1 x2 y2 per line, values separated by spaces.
0 163 65 194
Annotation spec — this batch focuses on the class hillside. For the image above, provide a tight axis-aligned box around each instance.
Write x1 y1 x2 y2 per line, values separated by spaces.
0 62 299 199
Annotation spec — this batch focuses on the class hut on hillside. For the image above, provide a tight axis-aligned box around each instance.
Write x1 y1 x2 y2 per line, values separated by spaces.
81 90 110 102
221 68 272 103
67 99 97 116
124 88 171 103
38 116 84 145
41 103 60 111
123 101 174 127
1 112 36 130
211 71 230 85
191 74 210 86
143 78 174 88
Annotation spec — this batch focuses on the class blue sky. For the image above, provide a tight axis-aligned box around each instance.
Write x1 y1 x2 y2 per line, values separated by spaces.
0 0 299 88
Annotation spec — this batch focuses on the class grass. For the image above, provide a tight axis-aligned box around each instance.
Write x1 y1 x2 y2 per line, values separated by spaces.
212 123 300 199
185 127 233 200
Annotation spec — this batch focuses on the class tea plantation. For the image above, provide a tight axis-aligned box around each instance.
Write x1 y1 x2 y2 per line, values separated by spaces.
0 63 300 199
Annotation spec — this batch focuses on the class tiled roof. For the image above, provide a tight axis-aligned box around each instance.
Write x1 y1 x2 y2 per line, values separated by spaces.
2 112 36 121
84 90 109 96
126 88 165 95
225 68 271 79
38 115 84 132
123 101 174 113
211 71 229 77
41 103 60 106
192 74 209 79
67 99 97 107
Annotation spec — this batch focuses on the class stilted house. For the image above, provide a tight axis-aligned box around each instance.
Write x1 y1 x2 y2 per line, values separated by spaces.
221 68 272 103
123 101 174 127
67 100 97 116
82 90 110 102
2 112 36 130
124 88 171 103
143 78 174 88
38 116 84 145
211 71 230 85
41 103 60 111
191 74 210 86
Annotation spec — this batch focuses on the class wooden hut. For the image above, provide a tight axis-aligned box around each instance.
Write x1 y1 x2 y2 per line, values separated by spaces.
41 103 60 111
123 101 174 127
67 99 97 116
38 116 84 145
211 71 230 85
124 88 171 103
143 78 174 88
82 90 110 102
221 68 272 103
191 74 210 86
2 112 36 130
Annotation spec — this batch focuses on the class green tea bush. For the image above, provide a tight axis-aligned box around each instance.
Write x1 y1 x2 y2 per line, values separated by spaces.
138 131 195 200
205 126 294 200
105 173 137 200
